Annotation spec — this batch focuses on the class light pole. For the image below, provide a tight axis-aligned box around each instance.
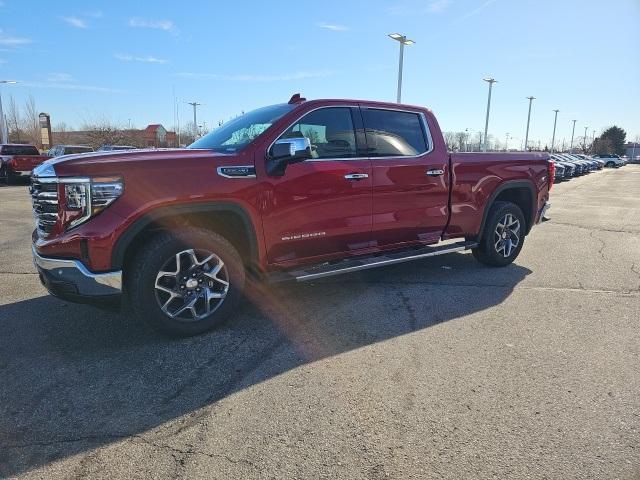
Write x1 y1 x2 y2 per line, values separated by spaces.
591 129 596 154
569 119 577 153
388 34 415 103
583 126 589 152
0 80 18 144
187 101 201 138
505 133 509 151
524 96 535 151
550 109 559 153
482 77 497 152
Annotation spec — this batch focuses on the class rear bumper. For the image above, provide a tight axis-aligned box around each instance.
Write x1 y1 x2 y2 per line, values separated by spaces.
32 246 122 301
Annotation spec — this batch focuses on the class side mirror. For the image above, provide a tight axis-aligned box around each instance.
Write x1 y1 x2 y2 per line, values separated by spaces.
267 137 312 176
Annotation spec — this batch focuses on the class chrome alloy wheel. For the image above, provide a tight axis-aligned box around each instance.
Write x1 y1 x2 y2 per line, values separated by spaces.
154 249 229 321
494 213 521 258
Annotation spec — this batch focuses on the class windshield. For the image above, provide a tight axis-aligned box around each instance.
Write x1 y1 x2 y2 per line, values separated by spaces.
188 103 294 153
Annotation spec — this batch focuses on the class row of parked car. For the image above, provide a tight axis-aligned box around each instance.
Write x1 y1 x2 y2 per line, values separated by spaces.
550 153 628 182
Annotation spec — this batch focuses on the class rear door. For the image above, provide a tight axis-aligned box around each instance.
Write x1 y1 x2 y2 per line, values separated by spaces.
363 106 450 247
261 106 373 265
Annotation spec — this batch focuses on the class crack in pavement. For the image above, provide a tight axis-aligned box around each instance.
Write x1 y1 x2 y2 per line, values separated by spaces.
543 221 639 234
316 280 639 295
589 230 607 261
3 433 259 473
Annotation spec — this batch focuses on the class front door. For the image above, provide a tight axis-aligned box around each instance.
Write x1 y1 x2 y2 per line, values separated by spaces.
363 106 450 247
261 106 373 265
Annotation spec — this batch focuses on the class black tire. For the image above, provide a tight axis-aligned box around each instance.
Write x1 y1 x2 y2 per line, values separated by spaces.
127 228 245 337
0 166 10 186
605 161 615 168
472 201 526 267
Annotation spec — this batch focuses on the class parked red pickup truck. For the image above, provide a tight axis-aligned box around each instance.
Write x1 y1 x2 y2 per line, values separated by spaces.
31 96 552 336
1 144 50 184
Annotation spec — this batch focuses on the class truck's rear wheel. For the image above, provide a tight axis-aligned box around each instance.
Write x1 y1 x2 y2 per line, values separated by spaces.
472 201 525 267
127 228 245 336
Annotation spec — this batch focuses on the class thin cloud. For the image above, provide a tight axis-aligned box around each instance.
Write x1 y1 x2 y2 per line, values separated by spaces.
426 0 453 13
0 30 32 46
128 18 178 35
60 16 88 28
46 72 75 82
389 0 453 15
316 22 349 31
19 81 125 93
84 10 103 18
176 71 334 82
454 0 498 23
115 53 167 64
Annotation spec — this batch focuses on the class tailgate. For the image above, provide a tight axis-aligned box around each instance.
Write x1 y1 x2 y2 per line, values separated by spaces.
11 155 48 171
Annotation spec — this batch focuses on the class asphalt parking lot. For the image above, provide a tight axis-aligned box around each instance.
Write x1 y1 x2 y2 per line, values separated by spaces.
1 166 639 479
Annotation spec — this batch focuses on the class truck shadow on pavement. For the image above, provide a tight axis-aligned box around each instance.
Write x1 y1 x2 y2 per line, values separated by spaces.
0 252 531 477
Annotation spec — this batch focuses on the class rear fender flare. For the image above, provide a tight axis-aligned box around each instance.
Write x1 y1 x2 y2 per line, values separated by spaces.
477 180 536 240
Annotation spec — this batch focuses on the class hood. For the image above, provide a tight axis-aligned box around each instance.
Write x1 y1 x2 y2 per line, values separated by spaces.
36 148 235 177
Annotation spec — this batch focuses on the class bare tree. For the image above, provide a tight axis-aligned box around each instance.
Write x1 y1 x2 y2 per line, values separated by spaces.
80 118 132 148
443 131 457 151
53 122 72 145
6 95 24 143
24 96 41 148
454 131 468 152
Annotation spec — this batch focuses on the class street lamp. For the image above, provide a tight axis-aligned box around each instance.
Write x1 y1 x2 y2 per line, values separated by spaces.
505 132 509 151
186 101 201 138
482 77 497 152
388 33 415 103
0 80 18 144
524 96 535 151
583 126 589 152
550 109 559 153
569 119 577 153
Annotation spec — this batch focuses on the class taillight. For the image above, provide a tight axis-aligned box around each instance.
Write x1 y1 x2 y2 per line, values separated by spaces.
548 161 555 190
9 158 17 169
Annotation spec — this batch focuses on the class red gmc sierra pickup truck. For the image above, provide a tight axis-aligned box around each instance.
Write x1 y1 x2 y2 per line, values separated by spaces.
1 144 50 185
31 95 552 336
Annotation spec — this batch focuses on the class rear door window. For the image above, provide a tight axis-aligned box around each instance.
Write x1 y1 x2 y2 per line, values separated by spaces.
362 109 429 157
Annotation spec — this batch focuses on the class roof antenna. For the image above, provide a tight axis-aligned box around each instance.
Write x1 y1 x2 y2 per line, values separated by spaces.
288 93 306 104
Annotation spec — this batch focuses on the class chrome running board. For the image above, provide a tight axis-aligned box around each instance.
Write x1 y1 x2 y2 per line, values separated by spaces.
269 240 478 283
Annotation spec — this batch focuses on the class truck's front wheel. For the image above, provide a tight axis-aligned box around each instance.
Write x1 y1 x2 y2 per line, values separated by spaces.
128 228 245 336
472 201 525 267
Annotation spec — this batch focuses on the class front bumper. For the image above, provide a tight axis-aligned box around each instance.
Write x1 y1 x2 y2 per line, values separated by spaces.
32 246 122 301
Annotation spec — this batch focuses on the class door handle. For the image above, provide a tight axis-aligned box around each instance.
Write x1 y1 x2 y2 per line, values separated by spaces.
426 169 445 176
344 173 369 180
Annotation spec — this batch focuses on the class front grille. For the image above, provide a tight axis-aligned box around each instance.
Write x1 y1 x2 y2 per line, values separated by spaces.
30 179 59 236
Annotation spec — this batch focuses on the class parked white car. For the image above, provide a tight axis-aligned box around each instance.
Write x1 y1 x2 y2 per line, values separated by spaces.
593 154 625 167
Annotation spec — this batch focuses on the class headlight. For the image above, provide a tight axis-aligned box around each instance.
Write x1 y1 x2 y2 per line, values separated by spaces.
62 176 124 230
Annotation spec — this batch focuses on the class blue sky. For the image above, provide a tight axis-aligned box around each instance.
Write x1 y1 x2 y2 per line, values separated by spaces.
1 0 638 147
